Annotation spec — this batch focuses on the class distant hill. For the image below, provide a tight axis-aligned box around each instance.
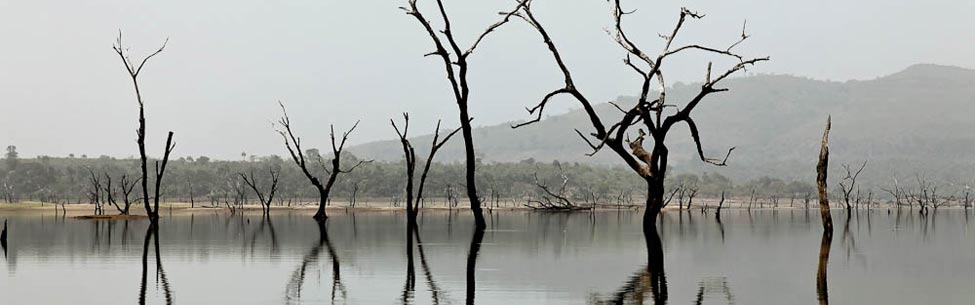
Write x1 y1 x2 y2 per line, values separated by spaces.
350 64 975 190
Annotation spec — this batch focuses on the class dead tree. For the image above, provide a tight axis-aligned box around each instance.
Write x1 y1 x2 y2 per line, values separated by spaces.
348 180 361 208
838 160 867 215
963 186 972 210
525 165 587 210
511 1 767 231
685 183 699 211
817 116 833 232
239 168 280 215
392 113 461 227
102 174 117 215
186 181 196 208
882 177 906 209
110 174 139 215
223 175 247 215
445 184 459 209
86 168 104 215
275 102 367 221
113 33 175 223
402 0 528 229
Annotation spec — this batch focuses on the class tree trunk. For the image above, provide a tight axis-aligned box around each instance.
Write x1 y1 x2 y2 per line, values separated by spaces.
314 187 328 221
643 177 665 230
459 104 486 230
817 117 833 232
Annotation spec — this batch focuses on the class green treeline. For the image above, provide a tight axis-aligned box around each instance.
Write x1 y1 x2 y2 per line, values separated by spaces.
0 146 816 205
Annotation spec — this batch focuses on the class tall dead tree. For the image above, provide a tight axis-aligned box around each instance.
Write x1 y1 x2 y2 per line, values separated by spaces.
113 33 175 222
391 113 461 228
817 117 833 232
275 102 367 221
239 168 281 216
511 1 767 230
402 0 528 229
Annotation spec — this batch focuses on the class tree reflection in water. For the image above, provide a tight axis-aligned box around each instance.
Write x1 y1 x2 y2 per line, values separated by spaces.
590 227 668 305
466 226 485 305
400 222 449 305
285 219 345 305
816 229 833 305
139 223 173 305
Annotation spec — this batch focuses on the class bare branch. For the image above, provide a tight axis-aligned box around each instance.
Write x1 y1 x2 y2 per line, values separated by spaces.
464 0 530 57
684 117 734 166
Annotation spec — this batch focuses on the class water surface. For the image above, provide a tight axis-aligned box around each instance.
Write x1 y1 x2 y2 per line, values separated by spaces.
0 209 972 304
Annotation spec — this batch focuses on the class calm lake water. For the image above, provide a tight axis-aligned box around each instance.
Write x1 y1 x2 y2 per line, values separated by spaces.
0 209 973 304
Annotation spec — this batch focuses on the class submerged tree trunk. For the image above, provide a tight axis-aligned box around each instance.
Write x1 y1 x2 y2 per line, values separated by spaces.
817 116 833 232
643 178 665 230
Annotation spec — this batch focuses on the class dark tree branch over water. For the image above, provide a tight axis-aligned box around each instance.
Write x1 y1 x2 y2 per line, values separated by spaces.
511 0 767 230
113 33 175 223
275 102 367 221
402 0 529 229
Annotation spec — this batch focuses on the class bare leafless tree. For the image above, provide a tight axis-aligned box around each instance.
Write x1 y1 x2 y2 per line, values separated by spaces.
882 176 906 209
110 174 140 215
392 113 461 227
113 32 175 223
838 160 867 215
510 1 767 231
223 175 247 215
525 165 588 210
275 102 368 221
402 0 529 229
86 168 104 215
239 167 280 215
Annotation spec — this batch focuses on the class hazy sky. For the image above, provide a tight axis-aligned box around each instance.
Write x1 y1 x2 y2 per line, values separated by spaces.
2 0 972 159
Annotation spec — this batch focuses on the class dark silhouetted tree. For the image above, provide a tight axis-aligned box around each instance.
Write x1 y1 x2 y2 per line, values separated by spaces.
402 0 529 229
512 1 767 230
113 33 175 223
275 102 368 221
391 113 461 228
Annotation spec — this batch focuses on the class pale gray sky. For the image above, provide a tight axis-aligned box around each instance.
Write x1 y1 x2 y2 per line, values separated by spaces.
1 0 972 159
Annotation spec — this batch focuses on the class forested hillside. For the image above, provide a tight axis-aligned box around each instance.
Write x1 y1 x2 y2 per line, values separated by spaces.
350 64 975 190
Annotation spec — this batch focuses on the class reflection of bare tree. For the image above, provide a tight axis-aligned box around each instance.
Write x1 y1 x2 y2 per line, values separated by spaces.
401 225 417 304
466 227 485 305
401 224 448 305
590 228 667 304
248 215 279 256
1 220 7 258
816 230 833 305
693 277 735 305
139 223 173 305
285 220 346 305
414 228 446 304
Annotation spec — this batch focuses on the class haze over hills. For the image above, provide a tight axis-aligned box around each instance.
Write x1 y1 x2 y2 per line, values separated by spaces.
350 64 975 189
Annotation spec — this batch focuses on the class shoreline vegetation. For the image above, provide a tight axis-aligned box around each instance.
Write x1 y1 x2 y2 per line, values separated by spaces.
0 197 968 216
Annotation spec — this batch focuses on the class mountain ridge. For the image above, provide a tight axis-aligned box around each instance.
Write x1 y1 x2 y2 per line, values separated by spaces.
349 64 975 188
